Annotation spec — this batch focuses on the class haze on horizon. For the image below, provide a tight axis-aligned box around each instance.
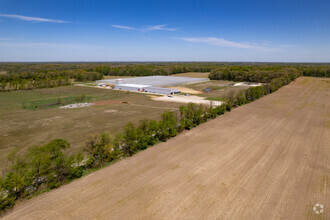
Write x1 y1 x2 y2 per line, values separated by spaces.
0 0 330 62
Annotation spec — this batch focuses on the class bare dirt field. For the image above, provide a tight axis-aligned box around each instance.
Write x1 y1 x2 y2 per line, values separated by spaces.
168 86 202 94
151 94 224 106
3 77 330 219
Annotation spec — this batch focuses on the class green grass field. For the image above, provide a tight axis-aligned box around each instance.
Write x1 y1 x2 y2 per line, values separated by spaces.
0 73 248 170
0 85 182 169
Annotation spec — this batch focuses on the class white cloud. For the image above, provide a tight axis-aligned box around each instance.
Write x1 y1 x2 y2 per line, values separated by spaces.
111 24 136 30
111 23 179 31
179 37 276 51
0 14 68 23
145 24 179 31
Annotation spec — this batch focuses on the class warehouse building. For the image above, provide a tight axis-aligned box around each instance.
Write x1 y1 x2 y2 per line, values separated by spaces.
114 83 180 95
145 87 180 95
114 84 150 92
96 75 208 95
96 75 209 87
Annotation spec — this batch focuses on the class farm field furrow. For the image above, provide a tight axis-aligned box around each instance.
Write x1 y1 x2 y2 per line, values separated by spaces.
3 77 330 219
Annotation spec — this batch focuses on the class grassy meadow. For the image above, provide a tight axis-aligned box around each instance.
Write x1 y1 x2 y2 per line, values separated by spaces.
0 85 182 169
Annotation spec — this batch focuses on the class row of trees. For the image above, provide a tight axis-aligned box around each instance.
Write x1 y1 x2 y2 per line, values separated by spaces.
0 102 231 214
224 71 301 108
2 63 330 92
0 139 84 212
209 66 302 83
300 66 330 77
0 79 71 92
0 63 219 76
209 65 330 82
0 70 103 92
0 70 103 83
93 64 214 76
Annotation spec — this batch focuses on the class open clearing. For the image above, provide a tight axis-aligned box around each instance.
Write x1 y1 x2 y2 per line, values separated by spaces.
0 86 182 169
168 86 202 94
3 77 330 219
151 94 224 106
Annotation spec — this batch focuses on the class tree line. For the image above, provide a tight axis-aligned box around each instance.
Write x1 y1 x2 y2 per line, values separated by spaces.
1 63 330 92
0 62 223 75
0 63 218 92
93 64 214 76
209 66 302 83
0 70 103 92
0 102 229 213
209 65 330 82
300 66 330 77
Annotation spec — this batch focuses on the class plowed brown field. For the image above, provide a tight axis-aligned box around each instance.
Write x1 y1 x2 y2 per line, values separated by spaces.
4 77 330 219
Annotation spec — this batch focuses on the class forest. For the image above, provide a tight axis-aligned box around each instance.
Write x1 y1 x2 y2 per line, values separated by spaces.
0 62 216 92
1 62 330 92
209 65 330 82
0 70 103 92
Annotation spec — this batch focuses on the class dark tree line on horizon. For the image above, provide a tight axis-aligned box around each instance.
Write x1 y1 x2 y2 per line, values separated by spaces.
1 63 330 92
209 65 330 82
0 70 103 92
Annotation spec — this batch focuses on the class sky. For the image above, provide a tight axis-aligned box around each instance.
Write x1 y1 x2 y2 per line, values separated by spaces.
0 0 330 62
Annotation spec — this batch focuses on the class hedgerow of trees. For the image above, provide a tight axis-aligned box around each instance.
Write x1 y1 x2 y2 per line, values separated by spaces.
0 101 230 214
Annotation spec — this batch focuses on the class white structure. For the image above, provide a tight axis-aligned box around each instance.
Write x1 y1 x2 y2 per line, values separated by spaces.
115 84 151 92
145 87 180 95
114 83 180 95
96 75 209 87
96 75 208 95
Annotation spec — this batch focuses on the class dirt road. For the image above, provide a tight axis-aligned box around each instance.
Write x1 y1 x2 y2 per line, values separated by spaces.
151 94 224 106
4 77 330 219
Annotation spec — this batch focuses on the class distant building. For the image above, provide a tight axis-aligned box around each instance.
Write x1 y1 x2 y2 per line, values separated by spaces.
115 84 150 92
114 83 180 95
144 87 180 95
96 75 209 87
96 75 208 95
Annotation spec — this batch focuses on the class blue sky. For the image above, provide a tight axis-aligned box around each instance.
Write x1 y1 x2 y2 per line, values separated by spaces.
0 0 330 62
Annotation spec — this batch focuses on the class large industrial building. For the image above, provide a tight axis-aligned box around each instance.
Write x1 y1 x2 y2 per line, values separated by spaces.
96 75 208 95
114 84 180 94
97 76 208 87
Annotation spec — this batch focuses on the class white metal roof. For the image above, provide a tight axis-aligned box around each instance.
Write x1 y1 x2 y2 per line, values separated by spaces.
116 83 151 88
97 75 209 86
